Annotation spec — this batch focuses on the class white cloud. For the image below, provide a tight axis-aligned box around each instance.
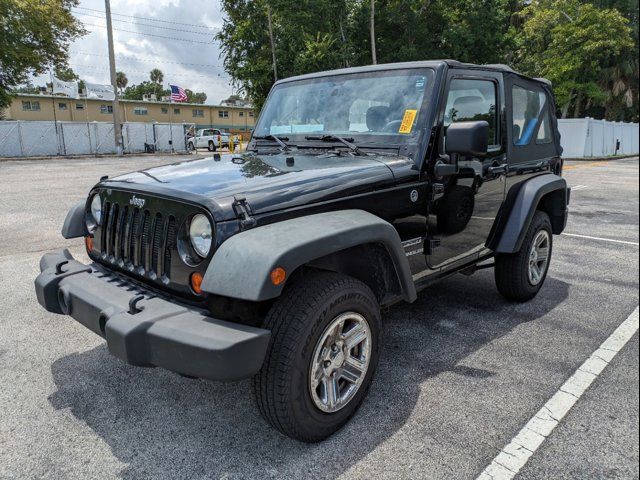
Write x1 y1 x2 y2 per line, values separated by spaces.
31 0 234 104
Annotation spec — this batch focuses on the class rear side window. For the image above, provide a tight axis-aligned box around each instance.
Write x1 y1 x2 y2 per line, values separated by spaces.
512 86 551 145
444 78 498 146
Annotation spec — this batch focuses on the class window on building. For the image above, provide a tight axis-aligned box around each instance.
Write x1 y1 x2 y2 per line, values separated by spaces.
444 78 498 146
174 108 181 115
192 109 204 118
218 110 229 118
239 111 244 117
100 105 113 114
22 101 41 111
58 103 67 110
161 107 169 114
76 103 85 110
249 111 255 117
134 106 148 116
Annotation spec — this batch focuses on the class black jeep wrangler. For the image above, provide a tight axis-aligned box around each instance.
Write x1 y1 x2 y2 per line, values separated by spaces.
35 60 569 442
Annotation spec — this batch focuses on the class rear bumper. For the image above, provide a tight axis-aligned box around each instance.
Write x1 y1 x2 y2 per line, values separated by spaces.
34 249 270 381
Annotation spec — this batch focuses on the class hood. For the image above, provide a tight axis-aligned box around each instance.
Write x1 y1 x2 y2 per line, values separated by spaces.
104 152 416 221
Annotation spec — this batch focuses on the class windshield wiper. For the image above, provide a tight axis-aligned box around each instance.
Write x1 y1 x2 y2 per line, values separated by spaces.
253 134 291 152
304 135 363 155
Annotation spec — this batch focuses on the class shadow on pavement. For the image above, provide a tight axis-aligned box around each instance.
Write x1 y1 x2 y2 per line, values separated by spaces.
48 273 569 479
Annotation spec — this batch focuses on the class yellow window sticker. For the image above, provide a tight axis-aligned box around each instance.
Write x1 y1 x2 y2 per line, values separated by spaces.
399 109 417 134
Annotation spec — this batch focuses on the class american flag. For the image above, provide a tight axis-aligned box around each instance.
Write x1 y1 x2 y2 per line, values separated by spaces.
170 84 187 102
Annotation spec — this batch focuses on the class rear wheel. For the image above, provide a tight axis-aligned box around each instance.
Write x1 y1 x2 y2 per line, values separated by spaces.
254 271 381 442
495 210 553 301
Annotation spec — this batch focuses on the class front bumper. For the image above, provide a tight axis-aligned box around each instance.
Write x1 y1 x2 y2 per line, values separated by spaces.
34 249 270 381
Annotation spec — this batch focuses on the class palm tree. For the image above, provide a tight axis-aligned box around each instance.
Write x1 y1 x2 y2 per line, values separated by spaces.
149 68 164 85
116 71 128 94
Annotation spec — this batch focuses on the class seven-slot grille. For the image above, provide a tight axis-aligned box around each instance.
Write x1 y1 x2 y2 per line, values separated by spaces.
99 201 178 282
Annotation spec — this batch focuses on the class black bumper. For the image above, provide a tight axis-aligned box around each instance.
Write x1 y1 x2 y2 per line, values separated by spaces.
34 249 270 381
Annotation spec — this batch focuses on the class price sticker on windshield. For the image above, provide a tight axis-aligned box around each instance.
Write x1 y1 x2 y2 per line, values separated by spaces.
399 109 417 134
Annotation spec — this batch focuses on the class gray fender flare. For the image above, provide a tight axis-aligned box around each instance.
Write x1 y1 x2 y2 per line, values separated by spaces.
202 209 417 303
61 201 87 239
490 174 569 253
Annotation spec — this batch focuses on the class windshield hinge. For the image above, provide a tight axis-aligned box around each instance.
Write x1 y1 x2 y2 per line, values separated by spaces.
232 196 257 230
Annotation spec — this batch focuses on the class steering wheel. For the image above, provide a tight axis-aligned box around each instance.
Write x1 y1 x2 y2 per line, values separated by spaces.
382 120 402 133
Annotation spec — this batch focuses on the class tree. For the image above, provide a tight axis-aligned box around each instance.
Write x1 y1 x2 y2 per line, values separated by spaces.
149 68 164 85
0 0 86 109
185 89 207 104
510 0 635 119
217 0 352 110
116 71 128 93
122 81 168 101
54 66 79 81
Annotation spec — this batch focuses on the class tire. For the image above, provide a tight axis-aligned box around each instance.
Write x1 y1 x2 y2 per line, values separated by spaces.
254 271 382 442
208 141 216 152
436 185 475 234
495 210 553 302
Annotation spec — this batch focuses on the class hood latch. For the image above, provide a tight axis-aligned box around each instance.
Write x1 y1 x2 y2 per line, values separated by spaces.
232 196 257 230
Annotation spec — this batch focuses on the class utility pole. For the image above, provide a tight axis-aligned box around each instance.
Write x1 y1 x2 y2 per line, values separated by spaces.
267 4 278 81
370 0 377 65
105 0 123 155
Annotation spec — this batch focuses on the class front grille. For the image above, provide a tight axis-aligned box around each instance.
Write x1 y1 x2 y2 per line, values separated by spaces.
99 201 177 282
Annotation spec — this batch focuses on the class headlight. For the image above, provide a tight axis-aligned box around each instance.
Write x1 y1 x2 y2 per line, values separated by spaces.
189 214 213 257
90 194 102 224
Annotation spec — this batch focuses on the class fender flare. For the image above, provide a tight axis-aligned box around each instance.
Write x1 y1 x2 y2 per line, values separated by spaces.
488 174 569 253
202 209 417 303
61 201 87 239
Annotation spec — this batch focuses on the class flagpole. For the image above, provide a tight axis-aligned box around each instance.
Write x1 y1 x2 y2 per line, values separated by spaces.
49 69 61 155
168 83 175 153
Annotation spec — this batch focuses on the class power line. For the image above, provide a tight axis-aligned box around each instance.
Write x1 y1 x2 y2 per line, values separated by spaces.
73 5 219 31
69 63 230 79
73 11 216 36
72 50 225 69
81 22 216 44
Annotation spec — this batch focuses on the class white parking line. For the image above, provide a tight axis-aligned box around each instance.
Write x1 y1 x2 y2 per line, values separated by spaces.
571 185 589 191
476 306 639 480
562 232 639 246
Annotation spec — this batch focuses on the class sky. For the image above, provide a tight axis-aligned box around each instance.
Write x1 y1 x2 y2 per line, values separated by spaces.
31 0 234 105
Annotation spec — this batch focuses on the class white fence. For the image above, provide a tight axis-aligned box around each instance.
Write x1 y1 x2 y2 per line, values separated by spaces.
1 118 637 159
558 118 639 158
0 121 195 158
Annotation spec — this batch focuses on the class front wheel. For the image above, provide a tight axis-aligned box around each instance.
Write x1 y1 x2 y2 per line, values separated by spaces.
495 210 553 301
208 140 216 152
254 271 381 442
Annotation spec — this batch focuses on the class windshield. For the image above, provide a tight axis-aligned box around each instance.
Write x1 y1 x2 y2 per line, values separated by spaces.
254 68 434 145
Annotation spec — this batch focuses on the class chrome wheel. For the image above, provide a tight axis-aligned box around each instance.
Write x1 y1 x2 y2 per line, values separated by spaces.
309 312 372 413
528 230 550 285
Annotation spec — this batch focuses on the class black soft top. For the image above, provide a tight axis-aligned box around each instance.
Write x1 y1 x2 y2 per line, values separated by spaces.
276 60 552 87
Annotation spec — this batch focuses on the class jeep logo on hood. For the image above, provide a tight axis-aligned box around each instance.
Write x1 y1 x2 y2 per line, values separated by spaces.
129 195 146 208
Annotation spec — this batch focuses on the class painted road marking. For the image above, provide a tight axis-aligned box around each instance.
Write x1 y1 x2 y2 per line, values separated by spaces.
476 307 639 480
562 232 639 246
563 161 610 171
571 184 588 191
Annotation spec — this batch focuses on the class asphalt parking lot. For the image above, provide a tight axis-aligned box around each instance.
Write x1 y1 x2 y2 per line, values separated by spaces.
0 155 638 479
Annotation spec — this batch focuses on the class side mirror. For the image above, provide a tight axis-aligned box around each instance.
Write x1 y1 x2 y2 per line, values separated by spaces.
445 121 489 157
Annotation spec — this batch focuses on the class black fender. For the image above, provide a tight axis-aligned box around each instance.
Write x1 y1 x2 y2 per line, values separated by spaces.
202 209 417 303
488 174 569 253
61 201 87 239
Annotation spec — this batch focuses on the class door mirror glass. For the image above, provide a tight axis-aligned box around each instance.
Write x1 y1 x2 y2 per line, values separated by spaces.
445 121 489 157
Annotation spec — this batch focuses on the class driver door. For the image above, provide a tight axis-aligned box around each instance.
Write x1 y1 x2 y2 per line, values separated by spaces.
426 71 507 268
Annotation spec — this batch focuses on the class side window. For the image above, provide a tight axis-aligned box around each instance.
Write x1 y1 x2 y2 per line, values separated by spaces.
512 86 550 145
444 78 498 146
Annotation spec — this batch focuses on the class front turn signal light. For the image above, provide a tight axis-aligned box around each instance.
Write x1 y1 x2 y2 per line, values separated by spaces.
190 272 204 294
85 235 94 253
270 267 287 286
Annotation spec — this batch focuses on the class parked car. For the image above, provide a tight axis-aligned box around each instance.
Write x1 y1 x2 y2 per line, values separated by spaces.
35 60 569 442
187 128 234 151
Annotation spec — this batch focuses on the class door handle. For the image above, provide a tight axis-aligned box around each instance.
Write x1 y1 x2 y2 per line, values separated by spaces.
488 163 508 174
